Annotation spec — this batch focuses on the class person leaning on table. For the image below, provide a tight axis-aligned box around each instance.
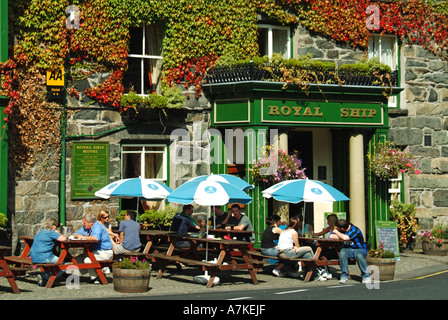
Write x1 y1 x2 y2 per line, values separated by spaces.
30 218 67 286
224 204 254 241
332 219 371 284
72 212 113 283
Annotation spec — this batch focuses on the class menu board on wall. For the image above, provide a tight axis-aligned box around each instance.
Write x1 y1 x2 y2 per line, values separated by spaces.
71 142 109 199
375 220 400 258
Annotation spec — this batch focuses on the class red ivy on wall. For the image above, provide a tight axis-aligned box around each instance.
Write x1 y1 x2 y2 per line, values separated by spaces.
2 0 448 116
163 56 217 99
297 0 448 59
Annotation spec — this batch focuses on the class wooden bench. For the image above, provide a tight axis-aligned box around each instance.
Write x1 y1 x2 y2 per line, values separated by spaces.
147 252 223 288
4 255 62 279
4 256 37 276
248 250 356 282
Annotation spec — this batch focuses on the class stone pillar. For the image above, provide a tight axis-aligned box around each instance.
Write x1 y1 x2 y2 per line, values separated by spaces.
349 132 366 237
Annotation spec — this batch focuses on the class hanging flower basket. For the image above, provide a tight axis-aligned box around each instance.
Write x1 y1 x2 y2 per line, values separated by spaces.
367 141 421 180
249 145 307 186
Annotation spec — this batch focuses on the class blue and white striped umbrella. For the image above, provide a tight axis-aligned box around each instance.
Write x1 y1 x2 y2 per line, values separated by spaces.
262 179 349 204
94 177 173 201
167 180 252 206
187 174 254 191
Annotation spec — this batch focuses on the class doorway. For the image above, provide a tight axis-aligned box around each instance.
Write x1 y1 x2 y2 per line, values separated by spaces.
288 131 314 227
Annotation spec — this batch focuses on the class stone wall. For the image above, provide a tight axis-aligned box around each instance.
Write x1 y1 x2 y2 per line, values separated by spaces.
9 69 212 254
389 45 448 230
293 26 366 65
295 26 448 230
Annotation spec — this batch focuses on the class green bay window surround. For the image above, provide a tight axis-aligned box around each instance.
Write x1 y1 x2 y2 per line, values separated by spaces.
204 80 403 247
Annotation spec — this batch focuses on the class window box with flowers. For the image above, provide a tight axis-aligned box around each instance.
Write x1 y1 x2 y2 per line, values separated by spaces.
366 242 396 281
417 223 448 256
367 141 421 181
249 145 307 186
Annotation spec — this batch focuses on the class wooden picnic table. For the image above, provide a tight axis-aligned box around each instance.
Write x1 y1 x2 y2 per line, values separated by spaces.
297 236 347 282
19 236 34 258
42 239 112 288
139 229 176 254
149 234 264 288
5 237 113 288
207 229 255 242
0 246 20 294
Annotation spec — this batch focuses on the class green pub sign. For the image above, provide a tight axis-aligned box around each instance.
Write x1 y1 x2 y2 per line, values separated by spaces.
261 99 384 126
71 142 109 199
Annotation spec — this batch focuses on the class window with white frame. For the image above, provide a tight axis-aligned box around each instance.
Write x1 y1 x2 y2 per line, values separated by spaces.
121 145 167 181
257 24 291 59
368 34 398 107
124 23 164 95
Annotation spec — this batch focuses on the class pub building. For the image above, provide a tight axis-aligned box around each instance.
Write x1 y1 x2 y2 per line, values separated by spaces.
6 3 448 255
203 70 402 248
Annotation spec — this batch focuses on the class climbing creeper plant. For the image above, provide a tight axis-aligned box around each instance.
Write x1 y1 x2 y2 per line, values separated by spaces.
1 0 448 169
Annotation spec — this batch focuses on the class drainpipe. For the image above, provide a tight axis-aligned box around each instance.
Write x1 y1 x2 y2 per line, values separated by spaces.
59 103 66 226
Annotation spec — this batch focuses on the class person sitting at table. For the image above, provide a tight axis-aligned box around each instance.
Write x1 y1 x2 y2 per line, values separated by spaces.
30 218 67 286
313 213 338 239
171 204 201 234
72 213 114 283
113 210 142 254
332 219 371 284
211 206 229 229
97 210 119 246
171 205 201 247
277 216 327 281
260 215 285 277
297 214 314 236
225 204 254 241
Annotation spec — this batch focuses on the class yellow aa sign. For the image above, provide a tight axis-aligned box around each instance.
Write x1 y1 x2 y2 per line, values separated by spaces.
46 68 65 86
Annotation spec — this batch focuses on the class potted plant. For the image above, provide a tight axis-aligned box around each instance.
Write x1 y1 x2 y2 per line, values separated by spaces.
138 206 177 230
0 212 9 246
113 257 151 293
389 200 418 251
367 141 421 180
417 223 448 256
366 242 397 281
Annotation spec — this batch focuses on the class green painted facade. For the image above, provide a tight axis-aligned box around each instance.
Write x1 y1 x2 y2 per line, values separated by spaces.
204 81 401 247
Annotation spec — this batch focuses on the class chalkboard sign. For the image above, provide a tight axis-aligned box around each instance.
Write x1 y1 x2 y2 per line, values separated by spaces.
71 142 109 199
375 221 399 258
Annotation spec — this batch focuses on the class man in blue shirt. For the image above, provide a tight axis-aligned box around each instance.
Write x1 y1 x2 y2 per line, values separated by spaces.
73 213 113 283
333 219 371 284
113 210 141 254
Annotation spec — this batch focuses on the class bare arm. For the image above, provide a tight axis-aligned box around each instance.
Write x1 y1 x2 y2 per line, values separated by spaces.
332 228 350 241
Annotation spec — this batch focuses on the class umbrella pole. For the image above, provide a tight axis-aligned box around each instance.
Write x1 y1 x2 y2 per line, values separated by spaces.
301 204 305 236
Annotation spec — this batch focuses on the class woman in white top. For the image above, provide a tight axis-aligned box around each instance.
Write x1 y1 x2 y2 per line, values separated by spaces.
278 216 314 260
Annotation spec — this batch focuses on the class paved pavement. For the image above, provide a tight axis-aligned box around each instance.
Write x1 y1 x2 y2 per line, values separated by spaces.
1 251 447 300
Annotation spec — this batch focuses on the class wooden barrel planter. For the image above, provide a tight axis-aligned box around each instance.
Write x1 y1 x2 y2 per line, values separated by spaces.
422 240 448 256
366 257 396 281
113 267 151 293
